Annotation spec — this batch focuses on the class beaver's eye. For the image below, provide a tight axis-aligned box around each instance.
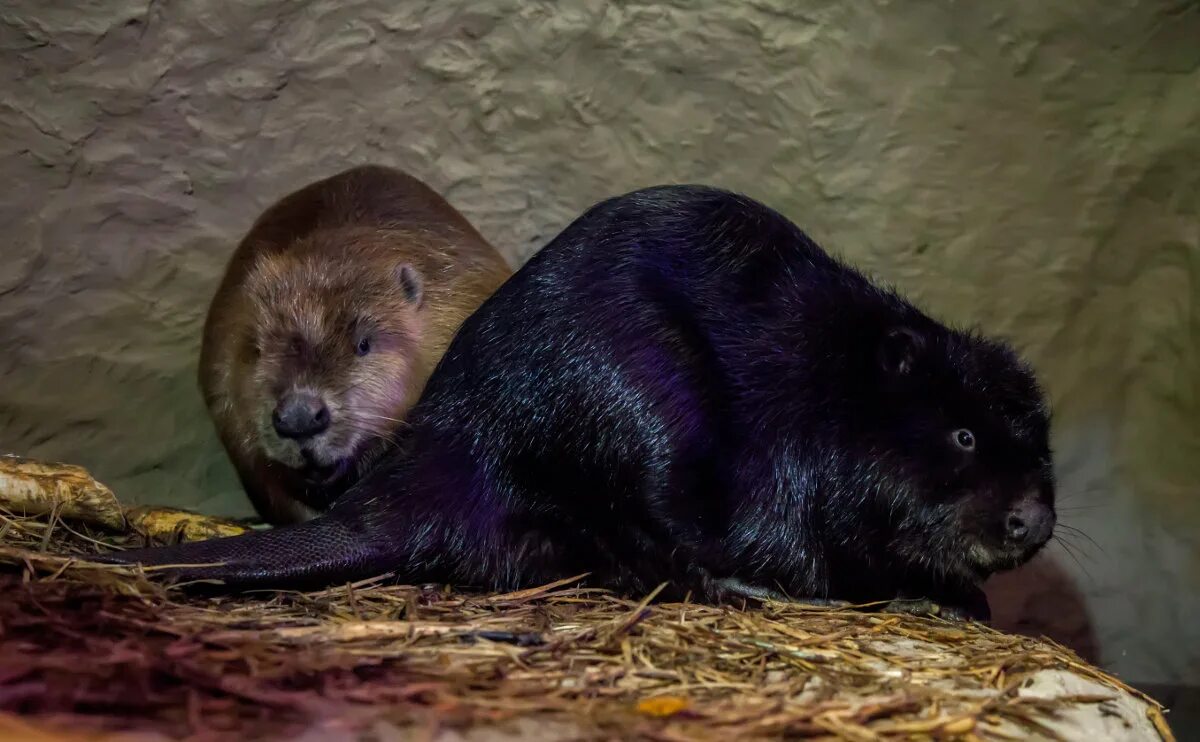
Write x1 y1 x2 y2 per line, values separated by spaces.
356 337 371 356
952 428 976 451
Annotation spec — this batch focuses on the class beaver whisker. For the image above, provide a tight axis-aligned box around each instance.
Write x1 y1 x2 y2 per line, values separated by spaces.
1056 528 1099 564
354 412 409 424
340 426 395 440
338 418 404 434
349 419 413 436
1055 522 1103 552
1051 535 1093 581
1053 485 1104 504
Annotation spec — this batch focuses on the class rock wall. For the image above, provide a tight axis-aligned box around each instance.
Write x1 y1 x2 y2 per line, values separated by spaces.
1 0 1197 689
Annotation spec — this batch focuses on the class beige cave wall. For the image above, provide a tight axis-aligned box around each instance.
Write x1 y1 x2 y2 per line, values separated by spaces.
1 0 1197 689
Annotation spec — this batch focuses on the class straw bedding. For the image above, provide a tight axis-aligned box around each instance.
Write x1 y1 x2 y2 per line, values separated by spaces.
0 459 1177 742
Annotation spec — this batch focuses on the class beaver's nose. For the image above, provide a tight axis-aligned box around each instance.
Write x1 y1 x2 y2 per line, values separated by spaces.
1004 497 1055 550
272 393 331 440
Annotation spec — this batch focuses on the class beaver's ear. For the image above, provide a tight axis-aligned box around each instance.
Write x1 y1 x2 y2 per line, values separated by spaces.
878 326 925 375
396 264 423 306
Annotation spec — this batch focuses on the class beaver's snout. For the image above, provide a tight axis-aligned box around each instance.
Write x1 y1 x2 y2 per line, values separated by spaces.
1003 496 1055 553
272 392 331 440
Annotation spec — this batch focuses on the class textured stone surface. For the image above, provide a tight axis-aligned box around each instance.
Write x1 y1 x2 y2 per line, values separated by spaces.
0 0 1196 687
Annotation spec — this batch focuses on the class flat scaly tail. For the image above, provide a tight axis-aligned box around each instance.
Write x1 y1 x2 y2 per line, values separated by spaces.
89 507 394 591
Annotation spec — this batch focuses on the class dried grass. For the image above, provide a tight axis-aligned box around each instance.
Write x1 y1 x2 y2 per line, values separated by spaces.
0 507 1175 742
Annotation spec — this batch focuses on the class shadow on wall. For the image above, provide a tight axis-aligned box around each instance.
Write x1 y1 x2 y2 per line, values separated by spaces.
987 551 1098 664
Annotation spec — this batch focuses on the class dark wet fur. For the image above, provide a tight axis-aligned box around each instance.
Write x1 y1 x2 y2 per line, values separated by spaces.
100 186 1055 617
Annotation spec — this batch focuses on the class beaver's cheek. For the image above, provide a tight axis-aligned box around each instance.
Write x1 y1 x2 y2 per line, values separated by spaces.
348 372 414 425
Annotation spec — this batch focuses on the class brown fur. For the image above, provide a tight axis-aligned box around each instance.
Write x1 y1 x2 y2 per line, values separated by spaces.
200 165 512 524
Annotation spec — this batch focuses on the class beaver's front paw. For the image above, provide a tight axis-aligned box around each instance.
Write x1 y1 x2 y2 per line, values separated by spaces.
882 596 985 622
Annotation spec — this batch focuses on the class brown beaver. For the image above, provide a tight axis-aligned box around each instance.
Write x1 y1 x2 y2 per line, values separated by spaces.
199 165 512 525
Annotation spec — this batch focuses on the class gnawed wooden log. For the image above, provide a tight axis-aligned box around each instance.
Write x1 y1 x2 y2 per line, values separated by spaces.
0 454 125 530
0 454 251 542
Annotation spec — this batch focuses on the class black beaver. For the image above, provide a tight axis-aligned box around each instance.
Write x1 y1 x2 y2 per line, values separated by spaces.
99 185 1055 620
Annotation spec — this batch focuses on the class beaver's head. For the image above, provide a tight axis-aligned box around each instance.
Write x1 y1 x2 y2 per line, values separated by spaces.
853 324 1057 583
237 232 426 484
